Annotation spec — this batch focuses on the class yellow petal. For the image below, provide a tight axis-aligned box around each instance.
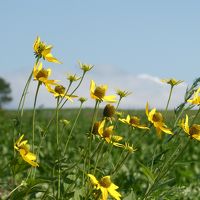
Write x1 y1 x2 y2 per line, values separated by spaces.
90 80 96 94
184 115 190 134
192 134 200 141
45 53 62 64
108 184 121 200
100 187 108 200
87 174 99 186
103 95 116 103
98 120 106 136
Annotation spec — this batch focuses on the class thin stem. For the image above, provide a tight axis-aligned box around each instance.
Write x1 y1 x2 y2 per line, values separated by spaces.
191 106 200 124
63 103 83 155
165 86 173 113
111 151 130 175
59 72 86 109
115 97 122 111
56 98 60 146
17 57 39 122
56 98 61 199
6 182 24 199
143 139 190 199
32 82 41 153
93 140 105 174
35 73 87 163
83 101 99 183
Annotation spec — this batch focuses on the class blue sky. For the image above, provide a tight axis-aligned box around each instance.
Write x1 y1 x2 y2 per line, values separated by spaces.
1 1 200 108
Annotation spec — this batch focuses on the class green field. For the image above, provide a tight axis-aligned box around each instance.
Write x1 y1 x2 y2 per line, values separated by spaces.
1 108 200 200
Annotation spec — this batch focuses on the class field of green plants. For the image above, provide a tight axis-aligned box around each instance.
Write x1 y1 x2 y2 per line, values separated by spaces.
0 37 200 200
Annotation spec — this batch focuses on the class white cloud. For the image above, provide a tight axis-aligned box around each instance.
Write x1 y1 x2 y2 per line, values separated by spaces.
3 64 188 110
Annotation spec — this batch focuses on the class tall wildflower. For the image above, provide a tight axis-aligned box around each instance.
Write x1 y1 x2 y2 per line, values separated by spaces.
33 62 58 86
119 115 149 130
98 120 123 145
90 80 116 103
87 174 121 200
33 36 61 64
181 115 200 141
146 102 172 138
14 135 39 167
161 78 183 87
161 78 183 111
46 84 76 101
187 87 200 106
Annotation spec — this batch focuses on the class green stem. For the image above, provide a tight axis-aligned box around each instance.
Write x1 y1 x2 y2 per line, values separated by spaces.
59 72 86 109
35 73 87 164
111 151 130 175
191 106 200 124
143 139 190 199
89 101 99 155
17 57 39 122
56 98 60 146
93 140 105 174
6 182 24 199
32 82 41 153
56 98 61 199
83 100 99 183
63 103 83 155
165 86 173 113
111 127 133 175
115 97 122 111
17 71 33 131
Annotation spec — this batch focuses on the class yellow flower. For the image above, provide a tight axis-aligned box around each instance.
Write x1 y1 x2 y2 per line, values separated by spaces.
33 62 58 86
87 174 121 200
161 78 183 87
146 102 173 138
90 80 116 103
46 84 77 101
33 36 61 64
119 115 149 130
187 87 200 106
181 115 200 141
14 135 39 167
98 120 122 145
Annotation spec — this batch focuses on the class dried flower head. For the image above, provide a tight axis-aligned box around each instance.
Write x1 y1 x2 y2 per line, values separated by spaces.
67 73 81 82
103 104 116 118
116 89 132 99
78 61 93 73
161 78 183 87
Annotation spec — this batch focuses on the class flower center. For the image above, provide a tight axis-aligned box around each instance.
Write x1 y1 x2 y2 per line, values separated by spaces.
103 104 115 118
36 69 49 79
92 122 101 135
94 86 106 99
103 128 112 138
130 116 140 125
152 112 163 122
99 176 112 188
189 125 200 136
36 42 46 55
55 85 65 95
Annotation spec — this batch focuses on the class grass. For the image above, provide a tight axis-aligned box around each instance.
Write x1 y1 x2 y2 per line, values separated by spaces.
0 108 200 199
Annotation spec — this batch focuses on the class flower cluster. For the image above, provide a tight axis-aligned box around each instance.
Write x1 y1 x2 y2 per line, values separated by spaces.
11 36 200 200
